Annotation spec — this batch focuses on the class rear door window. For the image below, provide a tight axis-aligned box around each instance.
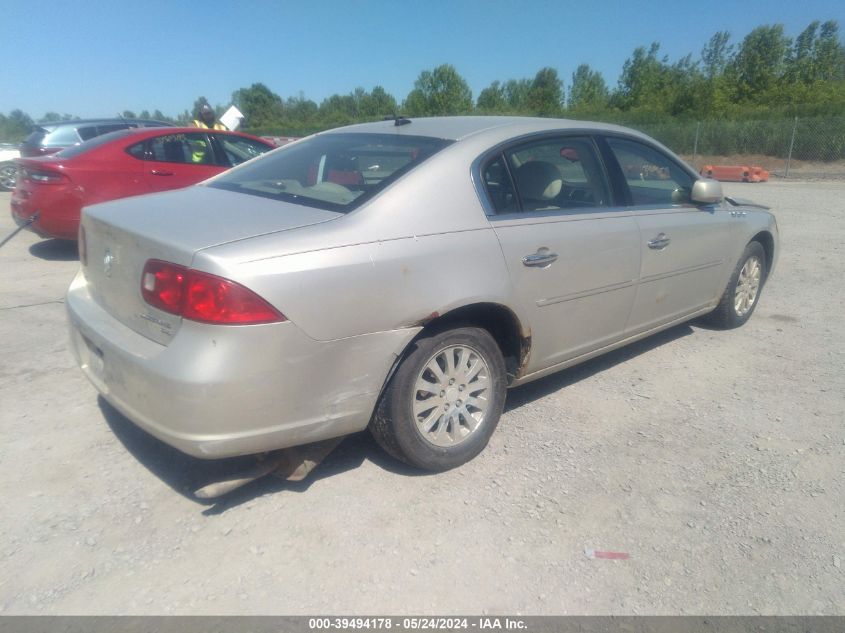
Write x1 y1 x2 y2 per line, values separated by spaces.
148 133 214 164
484 136 610 214
95 123 128 136
77 126 100 141
126 140 148 160
481 156 518 214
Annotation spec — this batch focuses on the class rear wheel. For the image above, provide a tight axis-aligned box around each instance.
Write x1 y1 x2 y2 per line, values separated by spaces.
0 162 17 191
370 327 507 471
707 241 766 328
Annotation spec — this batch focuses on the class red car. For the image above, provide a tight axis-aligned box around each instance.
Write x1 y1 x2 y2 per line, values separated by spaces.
11 127 274 240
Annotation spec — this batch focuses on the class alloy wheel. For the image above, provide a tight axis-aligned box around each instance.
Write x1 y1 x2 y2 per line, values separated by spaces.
412 345 491 447
734 256 761 316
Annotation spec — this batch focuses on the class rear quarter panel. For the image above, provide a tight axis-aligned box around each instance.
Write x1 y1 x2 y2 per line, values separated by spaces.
76 152 149 204
193 140 521 341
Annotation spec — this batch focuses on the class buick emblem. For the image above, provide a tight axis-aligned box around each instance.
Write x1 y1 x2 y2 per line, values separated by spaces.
103 249 115 277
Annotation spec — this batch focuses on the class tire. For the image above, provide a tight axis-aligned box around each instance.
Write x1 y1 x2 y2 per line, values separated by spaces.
706 241 767 329
0 162 17 192
370 327 507 471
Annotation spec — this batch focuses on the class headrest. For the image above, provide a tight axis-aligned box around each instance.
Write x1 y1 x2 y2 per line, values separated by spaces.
515 161 562 201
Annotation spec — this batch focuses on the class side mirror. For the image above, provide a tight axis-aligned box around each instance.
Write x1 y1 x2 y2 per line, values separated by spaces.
691 178 723 205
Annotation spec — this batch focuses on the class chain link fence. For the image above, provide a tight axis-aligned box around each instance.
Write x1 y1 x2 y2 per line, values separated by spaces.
630 116 845 179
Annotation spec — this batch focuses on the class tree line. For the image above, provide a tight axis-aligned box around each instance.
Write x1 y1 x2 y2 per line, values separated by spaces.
2 19 843 142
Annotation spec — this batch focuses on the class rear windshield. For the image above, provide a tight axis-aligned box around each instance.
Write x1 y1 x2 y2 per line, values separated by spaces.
22 128 50 147
41 126 83 147
208 133 452 212
56 129 134 158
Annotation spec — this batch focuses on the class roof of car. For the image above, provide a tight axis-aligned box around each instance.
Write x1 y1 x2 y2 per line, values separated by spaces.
121 126 273 140
35 118 174 130
325 116 647 143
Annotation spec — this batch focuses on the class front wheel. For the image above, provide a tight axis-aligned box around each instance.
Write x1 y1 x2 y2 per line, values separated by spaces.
0 162 17 191
707 241 767 328
370 327 507 471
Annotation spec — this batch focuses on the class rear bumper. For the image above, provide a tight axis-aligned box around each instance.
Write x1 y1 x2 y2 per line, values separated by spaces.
67 270 419 458
10 186 81 240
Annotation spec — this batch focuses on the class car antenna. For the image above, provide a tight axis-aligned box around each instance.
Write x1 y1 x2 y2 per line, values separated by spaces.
383 114 411 127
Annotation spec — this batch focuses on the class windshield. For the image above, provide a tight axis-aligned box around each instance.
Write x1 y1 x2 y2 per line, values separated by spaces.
208 133 452 212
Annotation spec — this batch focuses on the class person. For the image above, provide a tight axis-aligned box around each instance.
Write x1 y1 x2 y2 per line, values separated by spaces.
189 139 210 163
192 104 227 130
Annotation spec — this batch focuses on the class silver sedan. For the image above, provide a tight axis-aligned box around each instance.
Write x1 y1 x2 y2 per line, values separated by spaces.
68 116 778 471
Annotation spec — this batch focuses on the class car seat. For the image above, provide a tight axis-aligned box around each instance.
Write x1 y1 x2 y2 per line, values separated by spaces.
514 161 562 210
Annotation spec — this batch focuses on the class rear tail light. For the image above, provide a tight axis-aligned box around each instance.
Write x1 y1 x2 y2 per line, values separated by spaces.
141 259 285 325
20 167 67 184
19 146 62 158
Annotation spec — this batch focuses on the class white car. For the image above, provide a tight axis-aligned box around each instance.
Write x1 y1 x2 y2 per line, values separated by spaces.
0 143 19 191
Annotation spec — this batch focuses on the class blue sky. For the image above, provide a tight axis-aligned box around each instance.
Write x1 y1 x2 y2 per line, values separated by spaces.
2 0 842 119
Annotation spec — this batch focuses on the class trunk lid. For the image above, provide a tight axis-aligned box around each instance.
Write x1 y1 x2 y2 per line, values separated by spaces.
80 185 341 345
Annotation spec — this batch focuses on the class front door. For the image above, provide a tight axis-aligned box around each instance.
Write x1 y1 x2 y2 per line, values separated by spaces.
603 136 735 334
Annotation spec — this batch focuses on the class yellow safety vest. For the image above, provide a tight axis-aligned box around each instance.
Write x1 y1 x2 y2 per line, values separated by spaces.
192 120 228 130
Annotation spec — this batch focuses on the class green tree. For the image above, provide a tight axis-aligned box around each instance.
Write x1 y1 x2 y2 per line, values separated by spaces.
122 110 137 119
667 54 708 116
787 20 845 83
358 86 397 118
283 93 320 134
701 31 734 79
568 64 609 110
476 80 508 112
526 67 564 116
320 93 358 119
614 42 670 110
728 25 791 101
40 112 63 123
404 64 472 116
814 20 845 81
504 78 531 110
232 83 285 128
699 31 736 115
0 110 34 142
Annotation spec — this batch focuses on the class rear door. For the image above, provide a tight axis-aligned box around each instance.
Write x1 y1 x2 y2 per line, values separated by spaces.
141 132 223 191
486 135 641 373
601 136 734 335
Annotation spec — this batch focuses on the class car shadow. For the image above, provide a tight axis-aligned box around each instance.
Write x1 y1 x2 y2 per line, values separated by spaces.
29 239 78 261
98 397 422 515
97 322 694 513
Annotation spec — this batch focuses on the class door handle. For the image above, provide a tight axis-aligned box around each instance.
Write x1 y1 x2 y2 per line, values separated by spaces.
647 233 671 250
150 169 173 176
522 249 558 267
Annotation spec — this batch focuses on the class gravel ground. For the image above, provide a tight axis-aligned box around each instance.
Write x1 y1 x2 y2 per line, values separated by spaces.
0 181 842 615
